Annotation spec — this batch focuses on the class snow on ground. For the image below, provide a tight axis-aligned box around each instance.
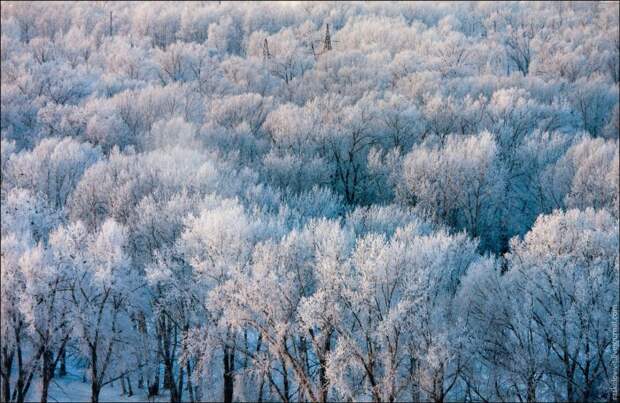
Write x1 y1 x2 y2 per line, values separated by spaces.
25 371 174 403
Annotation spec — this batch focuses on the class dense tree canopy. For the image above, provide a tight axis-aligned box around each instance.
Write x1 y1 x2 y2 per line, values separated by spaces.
1 2 618 402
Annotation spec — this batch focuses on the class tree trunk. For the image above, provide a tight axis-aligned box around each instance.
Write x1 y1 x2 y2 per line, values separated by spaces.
257 375 265 403
90 345 100 403
59 350 67 377
319 336 331 403
1 374 10 403
91 382 100 403
526 376 536 403
40 350 53 403
16 383 25 403
163 358 174 390
172 364 183 403
40 378 50 403
432 364 445 403
127 376 133 397
223 347 235 403
256 335 264 403
148 374 159 398
1 346 13 403
565 369 574 402
280 354 289 403
186 360 195 403
408 355 415 402
15 328 40 403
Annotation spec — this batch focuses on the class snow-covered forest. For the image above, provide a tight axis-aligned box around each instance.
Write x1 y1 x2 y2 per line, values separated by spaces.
1 1 618 402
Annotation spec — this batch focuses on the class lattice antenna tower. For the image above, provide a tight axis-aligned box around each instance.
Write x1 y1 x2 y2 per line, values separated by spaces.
323 24 332 52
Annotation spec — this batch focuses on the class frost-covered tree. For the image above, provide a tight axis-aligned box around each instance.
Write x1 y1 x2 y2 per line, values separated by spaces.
399 131 504 250
5 137 101 210
322 227 481 402
506 208 619 401
179 196 275 402
18 243 72 403
0 188 61 403
58 220 140 403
